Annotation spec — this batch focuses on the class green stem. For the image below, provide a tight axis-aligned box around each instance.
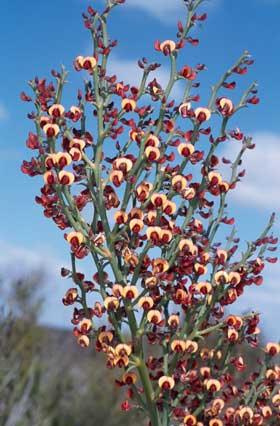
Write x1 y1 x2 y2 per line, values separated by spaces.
55 65 68 104
136 359 160 426
196 311 257 337
208 51 250 109
71 253 92 321
245 359 268 406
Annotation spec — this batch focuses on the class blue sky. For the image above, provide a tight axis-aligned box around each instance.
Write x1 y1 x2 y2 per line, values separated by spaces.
0 0 279 340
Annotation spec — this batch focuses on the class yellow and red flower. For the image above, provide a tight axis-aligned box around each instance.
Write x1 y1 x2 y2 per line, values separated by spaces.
194 107 211 122
138 296 154 310
205 379 222 393
171 339 186 352
209 420 223 426
48 103 65 118
179 102 192 117
151 193 167 208
43 171 56 185
78 318 92 334
146 134 160 147
216 97 234 116
80 56 97 70
122 286 139 300
136 181 153 201
194 263 208 276
146 226 162 244
144 276 158 288
121 98 136 112
110 170 124 187
179 238 196 254
265 342 280 356
130 208 144 220
129 218 144 233
195 281 212 295
66 231 84 246
62 288 78 306
77 335 90 348
172 175 188 191
69 138 86 150
98 331 114 345
163 200 176 215
228 271 241 286
43 123 60 137
185 340 198 353
208 172 222 186
214 270 229 285
114 157 133 173
104 296 120 311
178 143 195 157
200 367 211 378
168 314 180 328
226 315 243 329
158 375 175 390
152 258 169 274
216 249 228 263
155 39 176 55
237 407 254 423
114 210 128 225
147 309 162 324
69 147 83 161
227 329 239 342
145 146 160 161
122 372 137 385
58 171 75 185
56 152 72 168
115 343 132 357
183 415 197 426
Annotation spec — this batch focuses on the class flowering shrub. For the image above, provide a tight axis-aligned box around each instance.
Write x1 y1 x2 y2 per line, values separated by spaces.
21 0 279 425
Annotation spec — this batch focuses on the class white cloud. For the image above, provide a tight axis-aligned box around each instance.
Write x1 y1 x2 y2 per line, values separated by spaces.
94 0 220 24
125 0 184 22
122 0 221 23
0 241 62 277
107 55 183 100
233 265 280 341
0 241 72 327
221 132 280 211
0 102 8 121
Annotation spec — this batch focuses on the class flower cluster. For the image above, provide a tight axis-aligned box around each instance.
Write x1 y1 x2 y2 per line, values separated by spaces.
21 1 279 425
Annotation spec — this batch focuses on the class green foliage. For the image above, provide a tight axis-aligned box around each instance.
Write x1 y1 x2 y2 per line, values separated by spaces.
0 272 144 426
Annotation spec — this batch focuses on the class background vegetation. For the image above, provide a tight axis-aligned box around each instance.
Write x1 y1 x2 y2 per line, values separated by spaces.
0 272 145 426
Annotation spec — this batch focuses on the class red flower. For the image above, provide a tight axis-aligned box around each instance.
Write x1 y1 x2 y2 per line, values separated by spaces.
121 400 132 412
